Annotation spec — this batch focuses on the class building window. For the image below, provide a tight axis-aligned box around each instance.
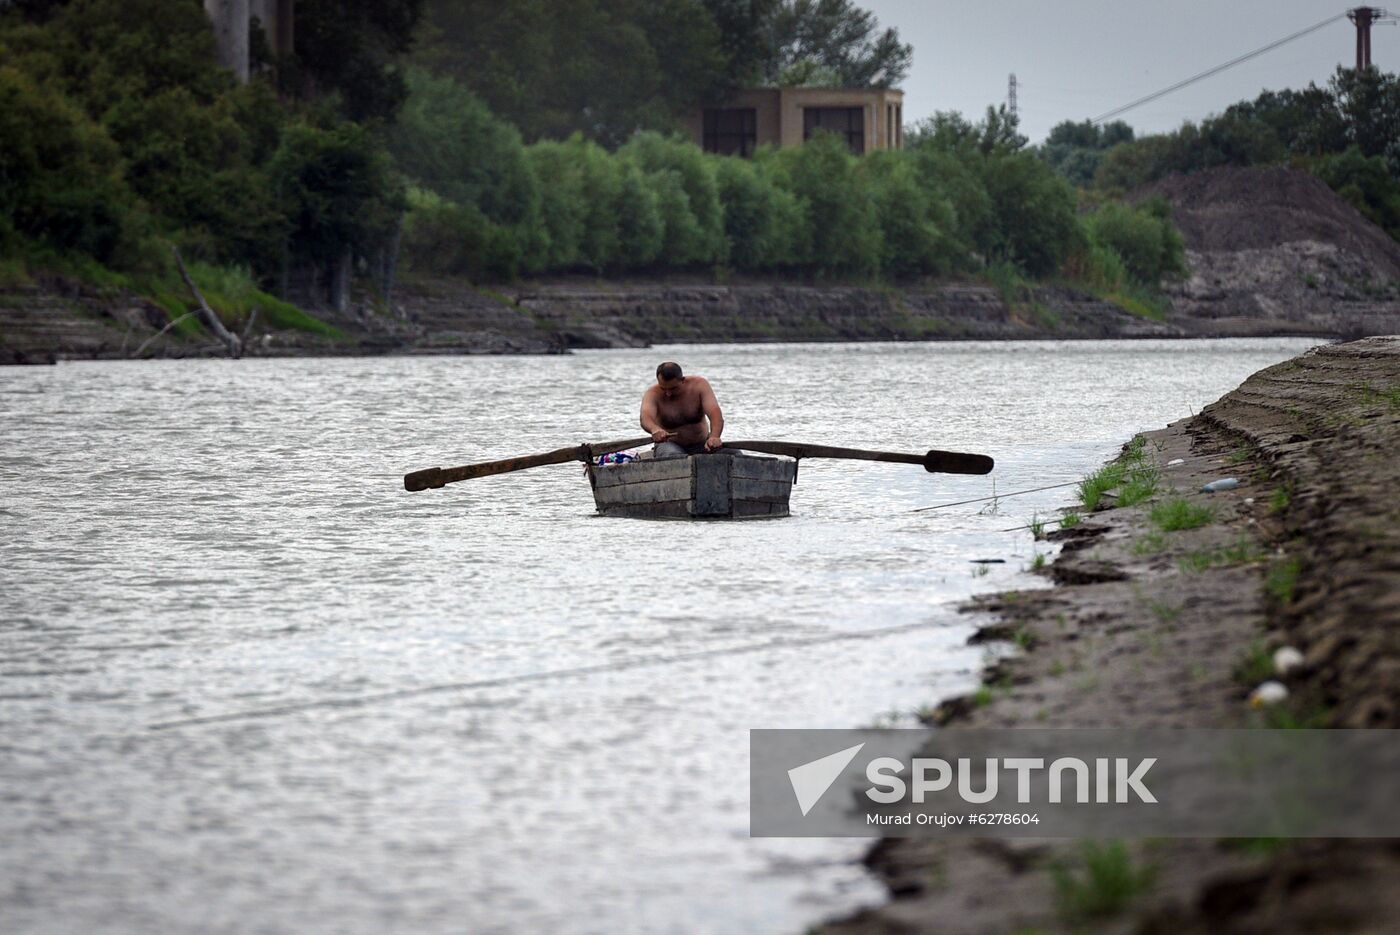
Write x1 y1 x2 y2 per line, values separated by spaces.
803 106 865 154
703 108 757 156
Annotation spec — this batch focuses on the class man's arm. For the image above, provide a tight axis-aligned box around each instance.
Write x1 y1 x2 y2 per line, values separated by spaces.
639 389 669 442
699 378 724 451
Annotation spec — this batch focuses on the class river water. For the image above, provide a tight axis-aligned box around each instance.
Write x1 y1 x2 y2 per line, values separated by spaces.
0 338 1316 934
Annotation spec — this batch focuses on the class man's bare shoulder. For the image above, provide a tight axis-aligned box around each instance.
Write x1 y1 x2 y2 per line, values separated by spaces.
687 375 712 390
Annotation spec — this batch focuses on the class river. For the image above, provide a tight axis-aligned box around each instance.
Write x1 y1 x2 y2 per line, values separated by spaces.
0 338 1317 934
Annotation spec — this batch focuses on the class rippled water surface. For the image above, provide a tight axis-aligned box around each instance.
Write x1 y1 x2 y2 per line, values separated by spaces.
0 339 1316 934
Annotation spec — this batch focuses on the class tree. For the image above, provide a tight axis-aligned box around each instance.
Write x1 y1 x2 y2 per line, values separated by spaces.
859 151 955 277
391 68 538 227
982 152 1081 277
269 122 403 267
416 0 726 145
1041 119 1135 188
760 0 911 88
289 0 425 123
0 64 133 262
1085 199 1184 285
701 0 781 87
773 131 880 273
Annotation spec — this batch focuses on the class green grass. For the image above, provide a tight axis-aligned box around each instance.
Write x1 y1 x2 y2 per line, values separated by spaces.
1143 596 1181 622
1029 514 1046 540
1078 462 1126 511
1150 498 1214 531
1102 285 1169 322
188 263 345 338
1266 557 1301 605
0 256 33 288
1233 639 1274 686
1178 537 1262 573
1357 382 1400 411
1269 485 1292 515
1264 704 1332 729
1053 841 1155 920
1131 531 1166 556
972 686 994 707
1031 552 1047 571
985 260 1029 309
1077 438 1158 510
1059 509 1081 529
1116 466 1160 507
11 249 344 340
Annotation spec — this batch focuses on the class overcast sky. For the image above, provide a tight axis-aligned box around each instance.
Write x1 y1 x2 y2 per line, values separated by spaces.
862 0 1397 142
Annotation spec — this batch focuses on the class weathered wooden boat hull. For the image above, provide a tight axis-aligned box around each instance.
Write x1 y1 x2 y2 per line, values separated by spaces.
587 451 797 519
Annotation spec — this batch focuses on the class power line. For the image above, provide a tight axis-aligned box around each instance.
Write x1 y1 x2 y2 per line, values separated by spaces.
1091 12 1349 125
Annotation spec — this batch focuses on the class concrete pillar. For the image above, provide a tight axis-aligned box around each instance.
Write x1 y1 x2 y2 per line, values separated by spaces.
204 0 250 82
250 0 295 58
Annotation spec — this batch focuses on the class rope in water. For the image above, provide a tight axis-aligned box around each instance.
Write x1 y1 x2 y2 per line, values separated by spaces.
149 618 952 731
910 480 1079 513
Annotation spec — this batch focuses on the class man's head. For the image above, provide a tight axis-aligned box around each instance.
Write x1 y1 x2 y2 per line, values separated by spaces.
656 361 684 397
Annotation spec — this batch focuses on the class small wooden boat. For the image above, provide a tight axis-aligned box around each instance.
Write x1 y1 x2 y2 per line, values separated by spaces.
587 451 798 519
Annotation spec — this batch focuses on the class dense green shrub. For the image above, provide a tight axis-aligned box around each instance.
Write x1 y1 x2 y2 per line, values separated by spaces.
1085 199 1185 285
400 188 522 280
772 132 880 275
982 152 1082 277
620 133 727 265
392 68 539 228
615 162 665 270
0 66 133 262
713 155 805 270
269 122 404 268
1312 146 1400 240
523 141 582 270
860 151 957 277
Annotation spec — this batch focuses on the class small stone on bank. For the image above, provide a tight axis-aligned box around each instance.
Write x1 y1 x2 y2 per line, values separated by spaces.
1249 680 1289 707
1273 646 1304 676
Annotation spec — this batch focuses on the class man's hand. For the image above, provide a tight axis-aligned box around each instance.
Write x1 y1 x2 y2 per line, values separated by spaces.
705 435 723 452
651 429 670 443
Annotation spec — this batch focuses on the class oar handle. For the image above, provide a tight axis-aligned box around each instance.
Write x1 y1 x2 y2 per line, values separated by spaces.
404 436 654 491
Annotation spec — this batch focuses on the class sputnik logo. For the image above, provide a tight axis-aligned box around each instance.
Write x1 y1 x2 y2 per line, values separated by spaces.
787 742 866 816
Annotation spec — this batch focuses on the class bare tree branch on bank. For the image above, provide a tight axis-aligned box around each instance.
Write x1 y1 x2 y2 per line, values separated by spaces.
131 311 198 359
172 246 242 358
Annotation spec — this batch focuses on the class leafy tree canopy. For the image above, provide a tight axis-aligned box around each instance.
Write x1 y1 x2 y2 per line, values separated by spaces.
760 0 910 88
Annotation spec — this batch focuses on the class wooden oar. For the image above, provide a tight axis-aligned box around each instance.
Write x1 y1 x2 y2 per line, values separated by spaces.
721 441 994 475
404 436 654 491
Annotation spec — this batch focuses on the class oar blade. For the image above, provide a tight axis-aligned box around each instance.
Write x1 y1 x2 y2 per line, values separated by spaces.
404 467 446 491
924 450 994 475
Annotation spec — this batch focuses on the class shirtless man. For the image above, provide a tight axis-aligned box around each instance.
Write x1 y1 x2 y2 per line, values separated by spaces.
639 361 724 458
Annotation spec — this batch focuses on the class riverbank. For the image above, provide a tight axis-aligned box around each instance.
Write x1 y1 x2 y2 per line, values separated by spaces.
825 336 1400 934
9 270 1392 365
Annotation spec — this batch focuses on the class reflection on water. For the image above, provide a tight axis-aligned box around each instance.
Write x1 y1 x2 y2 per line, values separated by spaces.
0 339 1316 934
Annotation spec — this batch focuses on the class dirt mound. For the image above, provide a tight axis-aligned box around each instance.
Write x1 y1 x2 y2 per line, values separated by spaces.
1137 167 1400 337
1143 166 1400 278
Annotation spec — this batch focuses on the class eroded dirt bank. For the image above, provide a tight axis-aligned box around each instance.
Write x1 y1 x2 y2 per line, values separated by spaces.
824 336 1400 934
0 274 1175 364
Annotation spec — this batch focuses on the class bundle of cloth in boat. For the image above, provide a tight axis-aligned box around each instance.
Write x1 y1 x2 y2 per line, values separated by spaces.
594 451 643 466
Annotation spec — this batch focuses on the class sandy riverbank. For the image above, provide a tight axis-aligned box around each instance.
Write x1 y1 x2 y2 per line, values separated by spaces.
824 336 1400 934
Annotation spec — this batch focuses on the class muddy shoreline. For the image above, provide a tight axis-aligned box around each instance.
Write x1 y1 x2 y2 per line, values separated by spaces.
824 336 1400 934
3 272 1386 365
